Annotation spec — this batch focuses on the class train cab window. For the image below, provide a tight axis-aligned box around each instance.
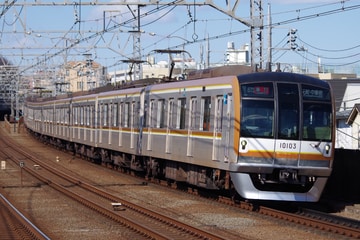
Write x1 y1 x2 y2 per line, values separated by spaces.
201 97 211 131
278 83 299 140
302 84 332 141
303 103 332 141
157 99 165 128
240 82 274 138
241 100 274 138
176 98 186 129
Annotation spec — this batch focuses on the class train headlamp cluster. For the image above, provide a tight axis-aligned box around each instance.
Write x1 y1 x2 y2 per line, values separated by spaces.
325 144 330 154
240 140 247 150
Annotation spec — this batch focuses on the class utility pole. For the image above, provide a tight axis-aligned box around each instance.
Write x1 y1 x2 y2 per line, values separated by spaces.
128 5 143 81
250 0 264 70
266 3 272 72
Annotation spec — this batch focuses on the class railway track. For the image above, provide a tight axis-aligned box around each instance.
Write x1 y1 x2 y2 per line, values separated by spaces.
1 124 359 239
216 193 360 239
0 131 226 240
0 193 50 240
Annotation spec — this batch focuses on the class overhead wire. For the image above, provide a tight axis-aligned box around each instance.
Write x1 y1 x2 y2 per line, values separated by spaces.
294 50 360 67
18 1 180 74
3 0 360 74
297 34 360 52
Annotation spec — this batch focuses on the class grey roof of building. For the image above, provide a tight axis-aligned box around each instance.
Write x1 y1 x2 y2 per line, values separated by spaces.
326 78 360 112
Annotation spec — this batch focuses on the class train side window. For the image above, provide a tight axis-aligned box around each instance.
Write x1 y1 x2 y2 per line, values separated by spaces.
149 99 155 128
167 99 174 128
200 96 211 131
99 104 102 127
80 106 84 125
143 100 147 127
176 98 186 129
108 104 111 126
124 102 129 127
215 96 223 132
64 108 68 124
61 108 66 123
113 103 118 127
109 103 113 127
90 105 95 127
131 101 137 128
44 108 47 122
189 97 197 129
157 99 165 128
74 107 78 125
84 106 88 126
55 107 58 123
56 108 60 124
98 104 102 126
118 102 123 127
103 104 108 126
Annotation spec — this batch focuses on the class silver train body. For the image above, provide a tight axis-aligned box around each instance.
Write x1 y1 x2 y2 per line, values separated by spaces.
23 71 335 201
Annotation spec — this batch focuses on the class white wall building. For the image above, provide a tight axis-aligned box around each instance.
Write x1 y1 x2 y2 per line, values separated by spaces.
225 42 249 65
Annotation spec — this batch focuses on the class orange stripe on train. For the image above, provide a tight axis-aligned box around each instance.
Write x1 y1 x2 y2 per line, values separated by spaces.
240 150 331 161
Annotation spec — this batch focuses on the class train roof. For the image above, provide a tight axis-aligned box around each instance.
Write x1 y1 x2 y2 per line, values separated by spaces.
26 65 331 103
237 72 331 88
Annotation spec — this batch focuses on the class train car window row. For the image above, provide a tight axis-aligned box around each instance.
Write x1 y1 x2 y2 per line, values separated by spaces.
63 93 229 133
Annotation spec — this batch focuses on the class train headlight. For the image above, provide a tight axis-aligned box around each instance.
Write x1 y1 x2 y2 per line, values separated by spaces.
241 140 247 150
325 144 330 154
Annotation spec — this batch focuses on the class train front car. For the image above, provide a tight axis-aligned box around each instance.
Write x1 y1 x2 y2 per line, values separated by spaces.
230 72 335 202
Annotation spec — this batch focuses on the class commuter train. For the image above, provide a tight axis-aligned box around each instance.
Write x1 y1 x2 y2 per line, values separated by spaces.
23 66 335 202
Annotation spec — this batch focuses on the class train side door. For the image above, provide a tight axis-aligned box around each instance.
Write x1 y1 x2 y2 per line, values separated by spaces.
147 99 155 151
223 94 232 162
212 96 224 161
137 89 145 155
165 99 174 153
94 96 99 147
130 101 136 149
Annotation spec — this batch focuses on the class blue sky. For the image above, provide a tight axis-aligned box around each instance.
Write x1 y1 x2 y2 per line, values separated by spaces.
1 0 359 75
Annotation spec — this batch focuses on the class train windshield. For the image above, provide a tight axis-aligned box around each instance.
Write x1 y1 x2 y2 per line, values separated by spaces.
240 82 332 141
241 82 274 138
302 84 332 141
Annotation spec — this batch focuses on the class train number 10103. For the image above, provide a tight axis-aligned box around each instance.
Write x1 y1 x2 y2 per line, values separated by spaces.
279 142 297 149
